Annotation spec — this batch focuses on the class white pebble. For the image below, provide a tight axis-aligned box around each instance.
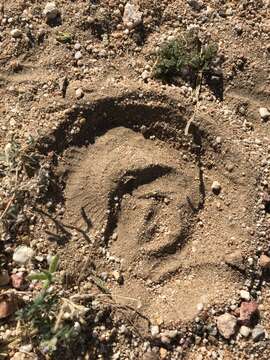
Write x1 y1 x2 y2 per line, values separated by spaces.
43 2 59 21
240 325 251 337
75 88 84 99
141 70 150 80
19 344 33 353
150 325 159 337
211 181 221 194
13 246 34 265
74 51 82 60
240 290 251 301
259 107 270 120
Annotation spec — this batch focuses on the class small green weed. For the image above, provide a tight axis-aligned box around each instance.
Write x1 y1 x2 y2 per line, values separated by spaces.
154 32 218 86
17 255 80 354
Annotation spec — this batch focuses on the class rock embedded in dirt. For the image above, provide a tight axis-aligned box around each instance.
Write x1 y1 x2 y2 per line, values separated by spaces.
112 270 124 284
13 246 34 265
0 271 10 286
262 191 270 211
259 254 270 269
0 293 17 319
150 325 160 337
123 2 143 29
11 272 24 289
75 51 82 60
259 107 270 120
160 335 171 345
252 324 265 342
8 60 23 73
211 181 221 195
43 2 60 21
240 325 251 337
141 70 150 81
10 29 23 38
240 301 259 325
118 324 128 335
240 290 251 301
217 313 238 339
187 0 204 11
75 88 84 99
159 348 168 360
225 250 245 271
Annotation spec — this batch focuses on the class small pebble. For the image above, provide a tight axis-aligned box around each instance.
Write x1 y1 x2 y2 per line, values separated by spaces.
19 344 33 353
11 273 24 289
13 246 34 265
150 325 159 337
197 303 204 311
0 271 10 286
123 2 143 29
240 301 259 325
75 88 84 99
252 324 265 342
43 2 60 21
259 254 270 269
74 43 81 50
211 181 221 195
159 348 168 360
240 290 251 301
240 325 251 337
0 293 17 319
259 107 270 120
10 29 23 38
75 51 82 60
217 313 237 339
141 70 150 80
112 270 123 284
118 325 128 334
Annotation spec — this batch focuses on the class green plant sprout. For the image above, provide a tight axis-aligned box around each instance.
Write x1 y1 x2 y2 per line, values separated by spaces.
28 254 59 292
154 32 218 86
17 255 78 354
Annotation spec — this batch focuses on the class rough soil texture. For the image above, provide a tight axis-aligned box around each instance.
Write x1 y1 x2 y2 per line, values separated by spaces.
0 0 270 359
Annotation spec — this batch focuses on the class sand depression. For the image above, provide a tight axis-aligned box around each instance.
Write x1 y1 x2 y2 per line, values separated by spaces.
44 94 256 325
